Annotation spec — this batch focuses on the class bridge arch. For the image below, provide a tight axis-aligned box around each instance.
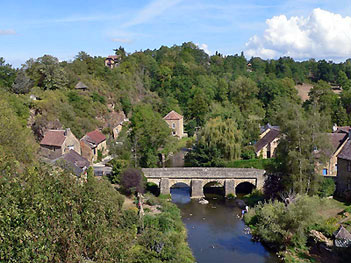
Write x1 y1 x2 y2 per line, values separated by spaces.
235 181 256 195
203 180 225 197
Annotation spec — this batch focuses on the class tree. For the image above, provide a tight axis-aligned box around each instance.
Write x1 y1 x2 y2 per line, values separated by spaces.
120 168 145 194
11 69 33 94
130 104 171 167
186 117 242 166
25 55 68 90
0 97 37 164
0 57 16 89
273 103 331 195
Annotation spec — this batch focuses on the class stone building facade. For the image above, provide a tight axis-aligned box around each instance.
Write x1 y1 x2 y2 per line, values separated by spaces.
336 140 351 199
255 125 280 159
40 128 80 159
80 129 107 164
163 110 184 138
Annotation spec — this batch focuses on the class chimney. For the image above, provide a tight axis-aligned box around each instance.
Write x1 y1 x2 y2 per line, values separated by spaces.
64 128 71 136
332 123 338 133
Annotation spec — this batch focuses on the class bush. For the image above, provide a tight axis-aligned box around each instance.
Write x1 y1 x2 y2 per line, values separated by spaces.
246 195 323 249
107 159 129 184
318 178 336 197
241 146 256 160
120 168 145 195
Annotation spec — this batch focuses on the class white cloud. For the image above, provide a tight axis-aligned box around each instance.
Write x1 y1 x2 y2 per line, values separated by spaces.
245 8 351 60
111 38 133 44
122 0 183 28
196 43 211 55
0 29 16 35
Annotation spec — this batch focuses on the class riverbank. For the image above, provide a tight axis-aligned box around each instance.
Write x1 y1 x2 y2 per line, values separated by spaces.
243 195 351 262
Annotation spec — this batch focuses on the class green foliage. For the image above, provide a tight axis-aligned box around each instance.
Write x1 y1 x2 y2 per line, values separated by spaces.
186 117 242 166
318 178 336 197
225 158 274 169
0 166 132 262
242 190 265 206
130 104 171 167
245 195 323 250
0 97 37 164
108 158 129 184
0 57 16 89
273 103 332 195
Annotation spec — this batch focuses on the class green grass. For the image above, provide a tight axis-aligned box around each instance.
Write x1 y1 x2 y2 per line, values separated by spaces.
224 158 274 170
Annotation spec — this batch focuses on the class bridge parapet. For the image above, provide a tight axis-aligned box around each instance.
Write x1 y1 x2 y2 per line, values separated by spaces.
142 167 265 179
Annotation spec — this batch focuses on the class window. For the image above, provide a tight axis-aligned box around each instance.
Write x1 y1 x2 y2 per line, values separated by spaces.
172 123 176 129
334 164 338 172
323 169 328 176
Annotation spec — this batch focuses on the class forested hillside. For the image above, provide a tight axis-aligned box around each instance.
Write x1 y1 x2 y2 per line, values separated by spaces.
1 42 351 167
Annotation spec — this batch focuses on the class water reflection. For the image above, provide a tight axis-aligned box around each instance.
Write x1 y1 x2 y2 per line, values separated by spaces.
171 187 278 263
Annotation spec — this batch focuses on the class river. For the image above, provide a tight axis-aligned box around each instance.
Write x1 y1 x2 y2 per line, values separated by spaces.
171 187 278 263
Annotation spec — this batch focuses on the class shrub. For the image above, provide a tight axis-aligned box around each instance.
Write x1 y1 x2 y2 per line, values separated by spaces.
318 178 336 197
107 159 128 184
120 168 145 195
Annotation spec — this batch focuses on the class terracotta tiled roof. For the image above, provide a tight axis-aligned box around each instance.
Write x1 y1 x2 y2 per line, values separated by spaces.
338 140 351 161
163 110 183 120
106 55 120 59
40 130 66 147
85 129 106 144
255 128 280 153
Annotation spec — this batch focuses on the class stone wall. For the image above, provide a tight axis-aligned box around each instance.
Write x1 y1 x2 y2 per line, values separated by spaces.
336 158 351 197
143 167 265 198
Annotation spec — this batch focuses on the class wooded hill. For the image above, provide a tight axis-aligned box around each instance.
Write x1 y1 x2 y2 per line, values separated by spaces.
2 42 351 166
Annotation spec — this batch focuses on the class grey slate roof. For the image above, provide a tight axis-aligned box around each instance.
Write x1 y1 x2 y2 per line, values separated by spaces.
53 150 90 176
338 140 351 161
255 128 280 153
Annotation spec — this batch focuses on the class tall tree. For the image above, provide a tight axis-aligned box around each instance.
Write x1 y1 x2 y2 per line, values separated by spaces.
273 103 331 195
186 117 242 166
130 104 171 167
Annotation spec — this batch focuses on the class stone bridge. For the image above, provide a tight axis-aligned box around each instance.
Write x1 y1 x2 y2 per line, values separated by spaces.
142 167 266 198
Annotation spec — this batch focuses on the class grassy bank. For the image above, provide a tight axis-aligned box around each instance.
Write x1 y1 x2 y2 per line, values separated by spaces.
225 158 274 170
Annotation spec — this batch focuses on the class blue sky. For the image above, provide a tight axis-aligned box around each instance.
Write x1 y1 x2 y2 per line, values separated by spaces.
1 0 351 67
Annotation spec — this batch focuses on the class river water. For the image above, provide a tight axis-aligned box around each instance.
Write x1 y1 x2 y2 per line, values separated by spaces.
171 188 278 263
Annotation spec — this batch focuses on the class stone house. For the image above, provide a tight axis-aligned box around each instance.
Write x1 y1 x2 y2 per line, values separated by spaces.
80 129 107 163
104 55 121 69
320 133 348 176
105 111 127 139
163 110 185 138
336 138 351 199
40 128 81 159
254 124 280 159
53 150 90 177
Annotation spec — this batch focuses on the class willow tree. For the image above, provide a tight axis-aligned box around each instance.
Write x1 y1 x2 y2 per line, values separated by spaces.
186 117 242 166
